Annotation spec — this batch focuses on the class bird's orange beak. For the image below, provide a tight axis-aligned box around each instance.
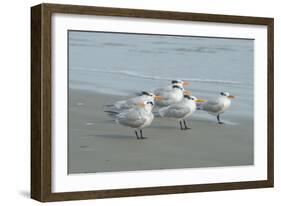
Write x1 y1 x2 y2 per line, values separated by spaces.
182 80 189 86
155 95 164 101
228 95 235 99
183 90 192 95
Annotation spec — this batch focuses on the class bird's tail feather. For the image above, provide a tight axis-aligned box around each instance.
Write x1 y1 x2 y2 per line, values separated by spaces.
103 104 117 110
104 110 119 118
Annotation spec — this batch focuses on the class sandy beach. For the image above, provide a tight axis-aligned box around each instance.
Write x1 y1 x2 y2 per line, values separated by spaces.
68 89 254 174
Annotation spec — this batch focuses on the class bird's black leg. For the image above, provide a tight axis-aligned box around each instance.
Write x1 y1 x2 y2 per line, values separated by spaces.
135 130 140 139
217 114 224 124
140 129 146 139
179 121 183 130
183 119 191 130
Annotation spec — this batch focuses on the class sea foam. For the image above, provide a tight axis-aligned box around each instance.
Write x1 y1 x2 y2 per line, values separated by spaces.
70 67 244 85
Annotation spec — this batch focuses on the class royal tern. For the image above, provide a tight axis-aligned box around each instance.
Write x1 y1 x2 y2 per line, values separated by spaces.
159 95 202 130
154 82 191 107
106 91 163 110
105 100 154 139
197 92 235 124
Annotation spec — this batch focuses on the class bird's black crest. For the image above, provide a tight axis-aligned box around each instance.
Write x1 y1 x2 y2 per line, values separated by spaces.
172 85 182 90
171 80 179 84
184 95 191 99
141 91 150 96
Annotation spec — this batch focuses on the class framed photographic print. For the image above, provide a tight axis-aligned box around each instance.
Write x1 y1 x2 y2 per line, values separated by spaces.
31 3 274 202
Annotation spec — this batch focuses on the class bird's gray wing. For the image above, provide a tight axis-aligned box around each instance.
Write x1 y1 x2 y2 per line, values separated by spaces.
117 109 146 128
160 104 190 118
124 97 138 106
113 100 127 109
154 89 176 107
153 88 164 96
111 96 141 110
203 99 223 113
154 86 172 95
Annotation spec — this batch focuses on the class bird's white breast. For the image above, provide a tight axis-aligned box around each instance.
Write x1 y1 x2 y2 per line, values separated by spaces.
184 100 196 117
171 89 183 103
219 97 231 113
140 111 154 128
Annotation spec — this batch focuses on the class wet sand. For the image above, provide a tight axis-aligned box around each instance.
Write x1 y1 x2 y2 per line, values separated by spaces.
68 89 254 174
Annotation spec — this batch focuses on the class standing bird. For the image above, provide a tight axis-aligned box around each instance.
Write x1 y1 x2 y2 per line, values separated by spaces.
105 91 163 111
197 92 235 124
105 101 154 139
159 95 201 130
154 81 191 107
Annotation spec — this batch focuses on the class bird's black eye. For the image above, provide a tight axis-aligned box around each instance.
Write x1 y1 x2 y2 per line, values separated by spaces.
220 92 225 96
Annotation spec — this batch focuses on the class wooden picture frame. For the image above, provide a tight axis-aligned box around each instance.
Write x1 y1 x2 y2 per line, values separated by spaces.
31 3 274 202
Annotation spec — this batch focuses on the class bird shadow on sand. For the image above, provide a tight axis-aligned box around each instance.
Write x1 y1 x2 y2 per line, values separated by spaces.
95 134 136 140
150 125 178 130
191 117 238 125
102 119 116 124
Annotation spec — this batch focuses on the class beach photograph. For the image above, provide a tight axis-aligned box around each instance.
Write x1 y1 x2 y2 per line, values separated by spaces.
68 30 254 174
